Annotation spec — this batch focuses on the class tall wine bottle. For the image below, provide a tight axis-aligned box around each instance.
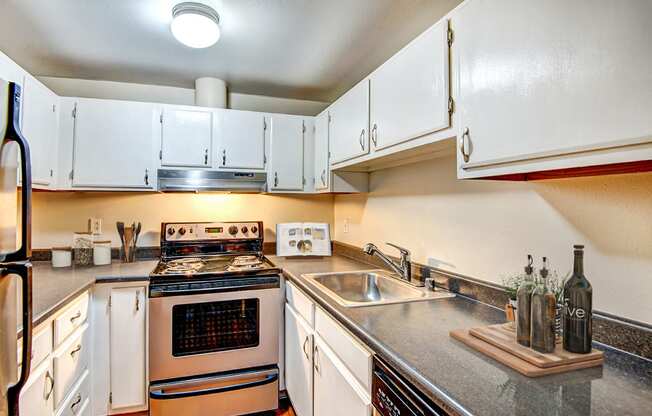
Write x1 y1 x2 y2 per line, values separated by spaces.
530 257 556 353
563 245 593 353
516 255 536 346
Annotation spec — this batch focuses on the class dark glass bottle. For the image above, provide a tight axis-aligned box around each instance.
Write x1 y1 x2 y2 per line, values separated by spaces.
563 245 593 353
516 255 536 346
530 257 556 353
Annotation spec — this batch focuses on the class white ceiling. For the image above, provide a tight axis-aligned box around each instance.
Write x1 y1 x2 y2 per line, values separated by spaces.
0 0 461 102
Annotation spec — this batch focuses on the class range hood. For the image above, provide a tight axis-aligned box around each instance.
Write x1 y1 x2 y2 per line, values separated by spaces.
157 169 267 193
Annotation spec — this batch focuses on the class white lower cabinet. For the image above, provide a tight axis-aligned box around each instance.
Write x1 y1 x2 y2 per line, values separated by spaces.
55 369 90 416
285 282 371 416
285 304 314 416
91 282 148 415
52 323 90 408
109 286 147 411
19 359 55 416
313 335 371 416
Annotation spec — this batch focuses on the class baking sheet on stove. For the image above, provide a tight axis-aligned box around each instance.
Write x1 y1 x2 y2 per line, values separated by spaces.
276 222 331 257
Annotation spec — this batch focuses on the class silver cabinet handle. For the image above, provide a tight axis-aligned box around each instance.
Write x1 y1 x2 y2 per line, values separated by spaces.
69 311 82 323
144 168 149 185
135 291 140 311
44 370 54 401
313 345 321 374
70 393 82 412
222 149 226 166
204 149 209 165
459 127 471 163
70 344 82 357
359 129 365 150
302 336 310 360
320 169 326 186
274 172 278 187
371 123 378 147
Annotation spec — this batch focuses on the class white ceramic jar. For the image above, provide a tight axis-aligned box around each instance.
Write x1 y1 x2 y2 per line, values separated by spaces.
51 247 72 268
93 240 112 266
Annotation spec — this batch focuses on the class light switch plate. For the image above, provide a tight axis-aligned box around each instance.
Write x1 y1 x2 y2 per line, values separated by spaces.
89 217 102 235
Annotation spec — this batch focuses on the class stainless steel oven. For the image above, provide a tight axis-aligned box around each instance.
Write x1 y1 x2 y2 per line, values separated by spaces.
149 277 281 416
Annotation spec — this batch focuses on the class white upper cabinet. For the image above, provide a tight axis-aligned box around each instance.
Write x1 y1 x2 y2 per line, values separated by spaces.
21 74 58 187
71 98 157 189
314 110 329 191
269 114 304 191
369 18 450 151
215 109 266 170
455 0 652 177
160 106 212 168
329 80 370 165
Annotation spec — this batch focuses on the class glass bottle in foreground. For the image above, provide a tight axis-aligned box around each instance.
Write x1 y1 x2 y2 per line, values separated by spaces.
516 255 536 347
563 245 593 353
530 257 556 353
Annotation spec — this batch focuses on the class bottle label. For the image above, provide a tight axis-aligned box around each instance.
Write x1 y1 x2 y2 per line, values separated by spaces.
563 298 588 320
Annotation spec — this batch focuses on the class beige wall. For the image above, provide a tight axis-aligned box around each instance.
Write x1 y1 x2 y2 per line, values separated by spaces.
33 192 333 249
333 156 652 324
37 76 329 116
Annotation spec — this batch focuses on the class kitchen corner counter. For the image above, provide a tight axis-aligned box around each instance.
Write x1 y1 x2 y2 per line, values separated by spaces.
30 260 156 329
268 255 652 416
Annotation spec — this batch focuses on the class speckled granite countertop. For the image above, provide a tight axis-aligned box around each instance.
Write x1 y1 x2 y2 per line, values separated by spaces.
28 260 156 328
268 255 652 416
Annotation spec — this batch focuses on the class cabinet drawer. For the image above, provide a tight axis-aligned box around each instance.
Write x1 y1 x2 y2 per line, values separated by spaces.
53 324 90 408
286 281 315 327
19 324 53 369
55 369 89 416
315 307 372 393
19 359 55 416
54 292 89 346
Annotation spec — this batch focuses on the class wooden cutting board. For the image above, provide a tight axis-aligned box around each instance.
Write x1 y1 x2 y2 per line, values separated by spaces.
450 329 604 377
469 324 603 368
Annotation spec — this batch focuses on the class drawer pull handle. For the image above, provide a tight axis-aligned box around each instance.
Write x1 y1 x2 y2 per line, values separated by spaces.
359 129 365 150
70 344 82 357
69 311 82 323
70 393 82 412
44 370 54 401
302 336 310 360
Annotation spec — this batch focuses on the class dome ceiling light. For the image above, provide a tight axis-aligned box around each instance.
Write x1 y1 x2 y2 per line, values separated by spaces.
171 2 221 48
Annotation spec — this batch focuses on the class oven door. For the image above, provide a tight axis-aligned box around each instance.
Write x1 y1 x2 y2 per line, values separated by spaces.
149 278 280 381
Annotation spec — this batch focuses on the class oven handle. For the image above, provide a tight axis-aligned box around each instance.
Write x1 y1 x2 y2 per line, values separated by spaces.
149 371 278 400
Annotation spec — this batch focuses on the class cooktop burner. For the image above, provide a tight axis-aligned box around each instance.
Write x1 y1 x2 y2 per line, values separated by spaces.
151 254 278 279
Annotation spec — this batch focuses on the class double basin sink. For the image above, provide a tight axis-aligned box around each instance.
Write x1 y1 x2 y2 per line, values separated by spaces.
303 270 455 308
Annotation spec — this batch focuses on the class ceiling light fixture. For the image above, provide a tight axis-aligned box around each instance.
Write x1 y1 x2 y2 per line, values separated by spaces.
171 2 221 48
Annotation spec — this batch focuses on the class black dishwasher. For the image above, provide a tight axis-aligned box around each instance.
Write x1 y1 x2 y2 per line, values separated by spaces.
372 357 448 416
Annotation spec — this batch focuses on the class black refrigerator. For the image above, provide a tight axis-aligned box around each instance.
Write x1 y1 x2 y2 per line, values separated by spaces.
0 80 33 416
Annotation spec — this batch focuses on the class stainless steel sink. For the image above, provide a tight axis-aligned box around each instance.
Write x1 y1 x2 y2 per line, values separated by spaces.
303 270 455 307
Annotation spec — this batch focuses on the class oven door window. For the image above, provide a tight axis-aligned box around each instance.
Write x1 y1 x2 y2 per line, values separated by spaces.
172 298 260 356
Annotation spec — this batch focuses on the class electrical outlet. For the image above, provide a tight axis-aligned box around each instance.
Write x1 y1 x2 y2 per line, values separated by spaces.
343 218 350 233
89 217 102 235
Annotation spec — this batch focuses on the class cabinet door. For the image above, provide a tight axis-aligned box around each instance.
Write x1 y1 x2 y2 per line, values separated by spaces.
313 111 329 191
370 18 450 151
285 305 313 416
161 107 212 167
215 109 266 170
269 115 304 191
72 98 157 188
456 0 652 172
109 287 147 412
19 360 54 416
313 336 371 416
21 75 58 186
329 80 369 164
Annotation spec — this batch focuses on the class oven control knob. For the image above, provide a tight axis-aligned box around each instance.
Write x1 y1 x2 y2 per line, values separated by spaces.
251 225 258 234
228 225 238 236
178 227 187 236
241 226 248 234
167 227 175 236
